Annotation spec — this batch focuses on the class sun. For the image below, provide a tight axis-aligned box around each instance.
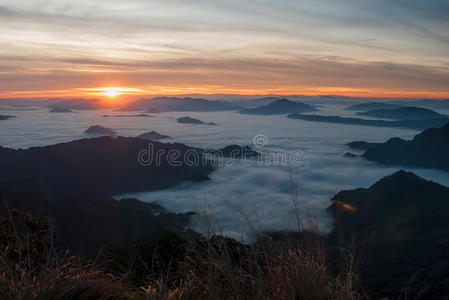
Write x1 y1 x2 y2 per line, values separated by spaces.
78 86 145 101
99 87 129 97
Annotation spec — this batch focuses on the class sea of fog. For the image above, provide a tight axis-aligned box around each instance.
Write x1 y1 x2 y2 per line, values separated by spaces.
2 104 449 240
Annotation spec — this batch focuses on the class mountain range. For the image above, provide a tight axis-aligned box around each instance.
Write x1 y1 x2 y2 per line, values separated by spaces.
240 99 317 115
124 97 237 112
48 98 104 110
345 102 403 111
288 113 449 130
358 121 449 170
357 106 446 120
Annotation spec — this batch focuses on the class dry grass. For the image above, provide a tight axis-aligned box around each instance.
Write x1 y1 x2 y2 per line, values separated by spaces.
0 255 134 300
139 232 360 300
0 192 361 300
138 176 361 300
0 201 137 300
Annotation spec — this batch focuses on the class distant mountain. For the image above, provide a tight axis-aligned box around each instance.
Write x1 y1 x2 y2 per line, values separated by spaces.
123 97 238 112
0 107 38 111
288 113 449 130
50 107 73 113
103 113 154 118
0 136 214 250
231 97 284 108
342 152 357 158
84 125 117 137
329 170 449 299
137 131 171 140
48 99 103 110
357 106 447 120
206 145 260 159
0 115 15 120
177 116 217 125
346 141 380 151
219 145 259 157
359 121 449 170
397 99 449 110
345 102 403 111
240 99 317 115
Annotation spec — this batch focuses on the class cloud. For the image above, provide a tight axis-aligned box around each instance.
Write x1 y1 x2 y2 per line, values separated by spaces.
0 54 447 96
0 0 448 96
113 114 449 240
4 103 449 240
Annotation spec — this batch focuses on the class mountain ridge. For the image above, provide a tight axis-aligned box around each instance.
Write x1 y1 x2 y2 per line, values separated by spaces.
360 121 449 170
329 170 449 299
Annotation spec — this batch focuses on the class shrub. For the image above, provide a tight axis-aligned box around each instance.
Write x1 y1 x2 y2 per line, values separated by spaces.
0 205 136 299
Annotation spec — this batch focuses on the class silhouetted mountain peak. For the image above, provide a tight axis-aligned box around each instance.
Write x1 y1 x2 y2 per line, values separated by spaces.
240 99 317 115
137 131 170 140
271 98 294 104
329 170 449 298
84 125 117 137
357 120 449 170
177 116 217 125
370 169 430 190
357 106 446 120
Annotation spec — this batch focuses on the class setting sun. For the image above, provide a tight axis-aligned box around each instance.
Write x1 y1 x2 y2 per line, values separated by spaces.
98 87 138 97
78 86 144 98
101 87 124 97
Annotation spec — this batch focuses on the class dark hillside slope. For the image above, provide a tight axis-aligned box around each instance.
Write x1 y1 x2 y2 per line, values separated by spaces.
357 106 446 120
329 171 449 299
0 136 212 195
362 121 449 170
0 137 213 251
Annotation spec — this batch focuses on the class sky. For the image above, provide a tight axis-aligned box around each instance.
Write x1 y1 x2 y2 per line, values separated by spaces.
1 0 449 99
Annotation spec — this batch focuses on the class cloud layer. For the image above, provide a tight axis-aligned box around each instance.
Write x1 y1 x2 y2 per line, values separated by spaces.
0 0 448 97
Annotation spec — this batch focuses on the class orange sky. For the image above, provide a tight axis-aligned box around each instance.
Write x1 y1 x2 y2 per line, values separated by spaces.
2 86 449 100
1 1 448 100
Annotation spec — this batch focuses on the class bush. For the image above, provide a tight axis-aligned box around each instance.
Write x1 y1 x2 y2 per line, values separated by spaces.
0 204 360 299
0 206 136 299
139 233 360 300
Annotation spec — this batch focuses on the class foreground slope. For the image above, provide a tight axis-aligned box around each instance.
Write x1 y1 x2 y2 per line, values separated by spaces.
329 170 449 298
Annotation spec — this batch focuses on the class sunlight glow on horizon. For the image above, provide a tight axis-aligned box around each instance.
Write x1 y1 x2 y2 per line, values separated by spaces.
78 87 145 98
101 87 124 97
0 1 447 99
1 86 448 100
